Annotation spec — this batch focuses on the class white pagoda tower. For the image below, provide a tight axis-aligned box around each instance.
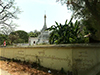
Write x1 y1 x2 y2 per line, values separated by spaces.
37 14 50 44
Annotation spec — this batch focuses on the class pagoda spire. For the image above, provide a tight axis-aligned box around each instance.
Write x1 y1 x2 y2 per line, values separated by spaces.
41 13 47 32
44 10 47 28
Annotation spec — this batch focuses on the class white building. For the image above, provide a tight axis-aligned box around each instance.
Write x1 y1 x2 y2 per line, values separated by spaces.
29 37 38 45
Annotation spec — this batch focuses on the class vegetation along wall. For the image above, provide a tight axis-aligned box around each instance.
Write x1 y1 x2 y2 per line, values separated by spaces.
0 44 100 75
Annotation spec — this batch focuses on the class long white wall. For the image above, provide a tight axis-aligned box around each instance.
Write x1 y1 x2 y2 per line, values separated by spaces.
0 44 100 74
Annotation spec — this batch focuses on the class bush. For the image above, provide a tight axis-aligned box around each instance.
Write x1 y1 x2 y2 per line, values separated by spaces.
47 19 88 44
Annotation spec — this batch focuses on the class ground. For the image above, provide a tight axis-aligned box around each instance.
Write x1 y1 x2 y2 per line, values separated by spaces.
0 58 67 75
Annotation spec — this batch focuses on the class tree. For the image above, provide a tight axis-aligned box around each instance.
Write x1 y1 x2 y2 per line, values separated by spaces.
0 34 8 45
34 30 40 37
57 0 100 42
8 33 19 44
28 30 40 37
0 23 17 35
0 0 20 35
8 30 28 44
47 19 88 44
11 30 29 43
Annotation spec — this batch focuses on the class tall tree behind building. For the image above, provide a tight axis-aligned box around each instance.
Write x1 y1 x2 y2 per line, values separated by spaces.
28 30 40 37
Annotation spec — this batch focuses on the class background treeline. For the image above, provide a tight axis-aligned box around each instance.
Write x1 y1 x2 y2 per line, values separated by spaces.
0 30 40 45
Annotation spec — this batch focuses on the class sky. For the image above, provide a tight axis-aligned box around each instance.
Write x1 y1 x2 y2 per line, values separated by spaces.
14 0 72 32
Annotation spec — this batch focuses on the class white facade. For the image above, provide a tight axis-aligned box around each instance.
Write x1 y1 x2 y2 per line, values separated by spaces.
29 37 38 45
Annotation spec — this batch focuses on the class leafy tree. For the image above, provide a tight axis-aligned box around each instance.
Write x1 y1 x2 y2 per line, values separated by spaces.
28 30 40 37
10 30 29 43
0 34 8 45
34 30 40 37
0 0 20 35
57 0 100 42
47 19 87 44
8 30 28 45
28 31 34 37
1 30 29 45
8 33 19 44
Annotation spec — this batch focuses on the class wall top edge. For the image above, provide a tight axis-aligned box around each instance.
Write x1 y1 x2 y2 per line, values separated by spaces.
0 43 100 48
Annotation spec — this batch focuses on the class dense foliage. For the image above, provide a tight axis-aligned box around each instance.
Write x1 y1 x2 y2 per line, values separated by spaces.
57 0 100 42
28 30 40 37
0 30 41 45
0 30 29 45
47 19 88 44
10 30 29 43
0 34 8 45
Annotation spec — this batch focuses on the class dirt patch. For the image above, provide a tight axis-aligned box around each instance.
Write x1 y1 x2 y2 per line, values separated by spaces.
0 59 71 75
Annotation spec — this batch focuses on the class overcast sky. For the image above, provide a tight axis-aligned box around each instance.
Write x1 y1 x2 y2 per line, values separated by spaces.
14 0 72 32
